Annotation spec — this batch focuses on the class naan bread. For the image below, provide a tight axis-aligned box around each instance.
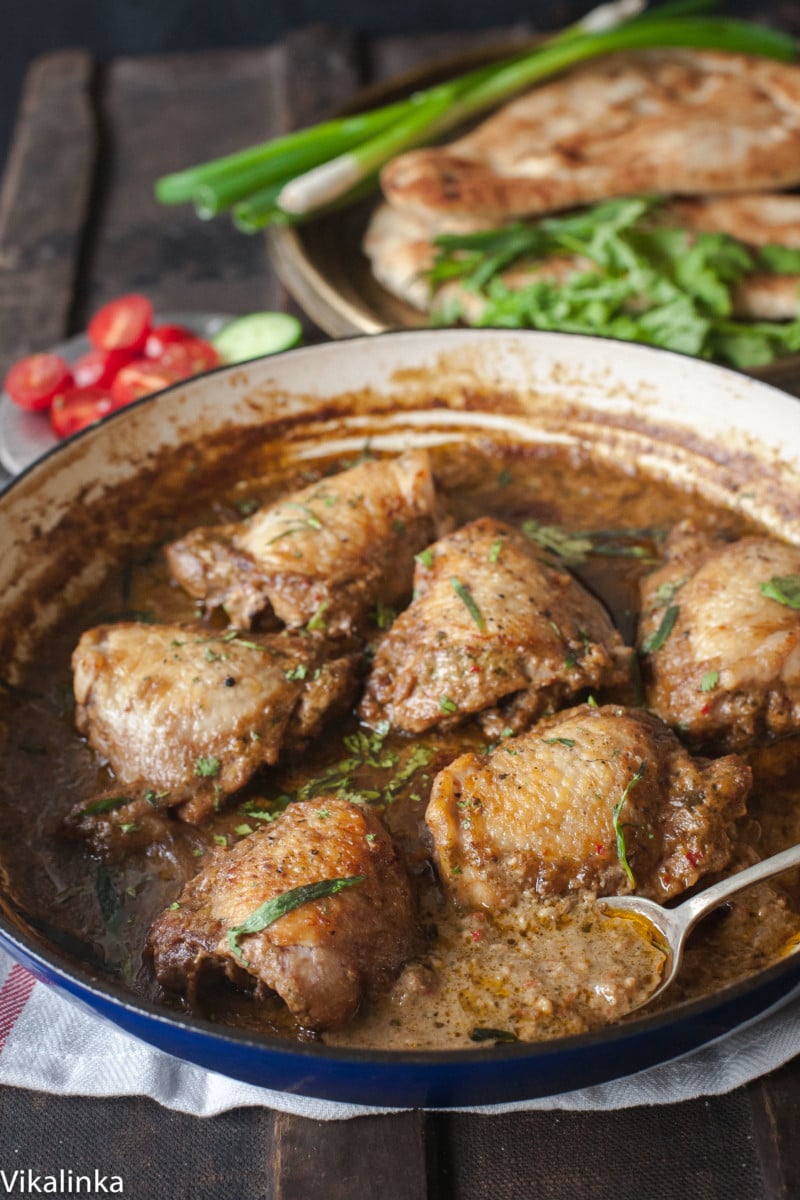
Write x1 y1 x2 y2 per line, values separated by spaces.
380 49 800 224
362 197 800 322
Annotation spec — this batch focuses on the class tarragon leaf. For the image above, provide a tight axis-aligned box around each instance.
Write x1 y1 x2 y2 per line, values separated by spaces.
227 876 365 958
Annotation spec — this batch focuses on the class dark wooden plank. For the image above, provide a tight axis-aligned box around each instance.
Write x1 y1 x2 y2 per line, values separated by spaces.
0 50 95 373
749 1055 800 1199
76 46 285 323
272 1110 428 1200
0 1089 277 1200
368 25 533 82
433 1093 766 1200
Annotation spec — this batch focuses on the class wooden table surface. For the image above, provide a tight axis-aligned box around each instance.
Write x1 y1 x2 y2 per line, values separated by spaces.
1 19 800 1199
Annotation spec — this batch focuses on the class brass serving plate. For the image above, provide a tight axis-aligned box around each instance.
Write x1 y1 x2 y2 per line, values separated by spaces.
267 43 800 394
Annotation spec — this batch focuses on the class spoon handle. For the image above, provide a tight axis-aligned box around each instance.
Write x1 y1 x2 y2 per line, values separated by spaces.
677 842 800 936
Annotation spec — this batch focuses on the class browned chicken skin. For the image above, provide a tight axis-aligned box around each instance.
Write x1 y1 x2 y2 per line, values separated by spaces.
147 798 418 1030
426 704 751 910
639 523 800 749
71 623 358 825
359 517 632 736
165 451 438 633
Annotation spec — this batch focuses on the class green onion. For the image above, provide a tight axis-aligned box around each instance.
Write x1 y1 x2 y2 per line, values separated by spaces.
760 575 800 609
154 1 796 229
450 576 486 630
613 760 646 888
227 875 366 958
640 604 680 654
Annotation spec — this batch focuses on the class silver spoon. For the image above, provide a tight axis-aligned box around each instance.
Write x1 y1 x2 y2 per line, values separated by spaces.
597 842 800 1012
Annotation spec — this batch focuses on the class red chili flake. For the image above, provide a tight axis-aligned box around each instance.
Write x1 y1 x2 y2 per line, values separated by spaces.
470 929 482 942
469 664 480 673
700 703 711 716
595 843 605 854
686 849 704 867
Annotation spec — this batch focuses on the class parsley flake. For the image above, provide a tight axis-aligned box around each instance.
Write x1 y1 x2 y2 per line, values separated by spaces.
700 669 719 692
195 756 221 778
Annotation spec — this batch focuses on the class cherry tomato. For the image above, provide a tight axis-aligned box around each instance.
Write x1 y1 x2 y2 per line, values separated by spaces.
110 360 184 407
4 353 73 412
73 347 135 389
145 323 194 359
50 386 116 438
88 294 153 354
156 337 220 375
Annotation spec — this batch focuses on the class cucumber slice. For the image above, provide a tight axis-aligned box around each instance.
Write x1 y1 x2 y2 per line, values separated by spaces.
212 312 303 364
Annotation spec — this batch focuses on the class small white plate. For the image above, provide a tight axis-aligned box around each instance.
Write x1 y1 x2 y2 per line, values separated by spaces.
0 311 233 476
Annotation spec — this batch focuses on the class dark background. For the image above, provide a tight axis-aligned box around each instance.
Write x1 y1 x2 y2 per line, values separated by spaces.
3 0 793 173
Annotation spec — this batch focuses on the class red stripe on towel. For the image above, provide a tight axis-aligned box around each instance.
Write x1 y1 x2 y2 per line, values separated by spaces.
0 964 35 1051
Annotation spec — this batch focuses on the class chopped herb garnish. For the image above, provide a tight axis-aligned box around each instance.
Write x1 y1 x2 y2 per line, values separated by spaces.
75 794 131 819
169 901 181 911
440 696 459 714
415 548 434 569
393 518 407 535
195 755 221 778
235 823 254 836
497 468 513 488
564 652 578 670
365 832 377 843
700 670 719 692
371 599 397 630
760 574 800 609
450 577 485 631
214 835 227 846
613 761 646 889
641 605 679 654
306 601 329 631
587 695 599 709
317 808 331 819
653 578 687 606
119 823 140 834
227 876 366 958
53 886 88 906
470 1027 518 1044
521 519 593 563
543 737 576 748
285 664 308 681
488 539 503 563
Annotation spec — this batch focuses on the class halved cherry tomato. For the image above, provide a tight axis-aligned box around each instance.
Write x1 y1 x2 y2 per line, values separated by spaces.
145 323 194 359
156 337 220 376
88 294 153 354
4 353 73 412
50 386 116 438
73 347 135 389
110 360 184 407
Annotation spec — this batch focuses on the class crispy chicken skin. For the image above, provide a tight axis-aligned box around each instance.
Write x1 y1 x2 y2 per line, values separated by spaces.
147 798 418 1029
359 517 632 736
381 50 800 225
639 523 800 749
165 451 438 633
71 623 358 824
426 704 751 910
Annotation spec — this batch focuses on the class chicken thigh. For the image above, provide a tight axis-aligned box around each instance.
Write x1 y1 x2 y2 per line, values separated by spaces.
166 451 438 632
639 523 800 748
359 517 632 736
426 704 751 909
147 798 418 1029
71 622 358 824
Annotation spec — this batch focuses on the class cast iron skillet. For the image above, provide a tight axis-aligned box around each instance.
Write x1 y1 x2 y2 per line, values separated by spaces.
1 329 799 1108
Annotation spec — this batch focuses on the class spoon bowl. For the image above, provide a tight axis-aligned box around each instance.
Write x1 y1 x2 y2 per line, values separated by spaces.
598 843 800 1012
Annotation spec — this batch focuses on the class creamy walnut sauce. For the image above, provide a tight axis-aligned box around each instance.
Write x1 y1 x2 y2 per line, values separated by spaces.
1 438 799 1049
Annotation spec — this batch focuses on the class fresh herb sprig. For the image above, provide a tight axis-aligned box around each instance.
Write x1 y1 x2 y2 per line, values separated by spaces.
431 194 800 369
613 760 646 888
430 197 800 369
227 876 365 958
